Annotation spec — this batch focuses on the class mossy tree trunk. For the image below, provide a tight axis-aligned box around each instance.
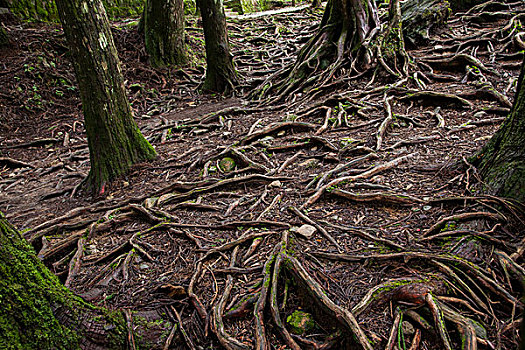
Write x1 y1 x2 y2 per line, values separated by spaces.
144 0 186 67
0 212 128 349
255 0 379 100
473 60 525 202
0 25 7 46
199 0 239 93
56 0 156 194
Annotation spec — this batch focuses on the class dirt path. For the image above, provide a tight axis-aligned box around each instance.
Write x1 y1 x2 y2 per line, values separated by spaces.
0 3 524 349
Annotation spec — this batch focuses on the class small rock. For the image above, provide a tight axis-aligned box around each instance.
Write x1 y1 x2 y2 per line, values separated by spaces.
193 129 208 135
259 136 274 146
296 224 316 238
143 197 158 209
473 111 487 119
298 159 318 167
269 180 282 188
402 321 415 335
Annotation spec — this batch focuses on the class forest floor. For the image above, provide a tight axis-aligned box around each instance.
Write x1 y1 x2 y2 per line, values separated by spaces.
1 2 524 349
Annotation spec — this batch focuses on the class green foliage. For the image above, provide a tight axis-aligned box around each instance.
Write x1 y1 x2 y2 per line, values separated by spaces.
9 0 143 22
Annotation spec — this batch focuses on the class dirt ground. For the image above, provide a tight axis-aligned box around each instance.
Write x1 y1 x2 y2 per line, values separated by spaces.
1 3 524 349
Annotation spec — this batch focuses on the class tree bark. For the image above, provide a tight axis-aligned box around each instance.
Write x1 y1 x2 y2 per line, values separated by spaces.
199 0 239 93
56 0 156 194
0 212 128 349
144 0 186 67
473 60 525 202
317 0 379 67
400 0 449 47
0 25 7 47
254 0 378 100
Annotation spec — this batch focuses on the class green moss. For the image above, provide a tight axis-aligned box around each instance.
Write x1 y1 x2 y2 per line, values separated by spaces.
286 310 316 335
10 0 143 22
0 213 128 349
219 157 236 172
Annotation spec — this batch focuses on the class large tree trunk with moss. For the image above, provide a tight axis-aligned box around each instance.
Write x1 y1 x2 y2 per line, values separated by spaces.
199 0 239 93
472 61 525 202
400 0 449 47
0 213 128 349
56 0 156 194
144 0 186 67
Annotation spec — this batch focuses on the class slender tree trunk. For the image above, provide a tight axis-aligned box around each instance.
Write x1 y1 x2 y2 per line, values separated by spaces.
0 25 7 46
0 213 128 349
56 0 156 194
473 60 525 202
199 0 238 93
144 0 186 67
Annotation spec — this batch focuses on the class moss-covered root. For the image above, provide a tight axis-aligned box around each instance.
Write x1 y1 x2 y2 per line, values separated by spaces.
0 212 128 349
254 243 280 350
0 26 8 47
270 232 301 350
426 293 453 350
284 253 373 350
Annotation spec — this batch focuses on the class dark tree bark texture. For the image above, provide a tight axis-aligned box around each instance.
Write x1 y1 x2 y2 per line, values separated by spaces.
0 25 7 47
254 0 379 100
144 0 186 67
400 0 449 47
199 0 239 93
0 212 127 349
473 60 525 202
56 0 156 194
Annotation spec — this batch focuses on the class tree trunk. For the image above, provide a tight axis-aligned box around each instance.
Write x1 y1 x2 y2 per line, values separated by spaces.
400 0 449 47
317 0 379 67
254 0 378 100
0 212 128 349
144 0 186 67
56 0 156 194
199 0 239 93
0 25 7 47
473 60 525 202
